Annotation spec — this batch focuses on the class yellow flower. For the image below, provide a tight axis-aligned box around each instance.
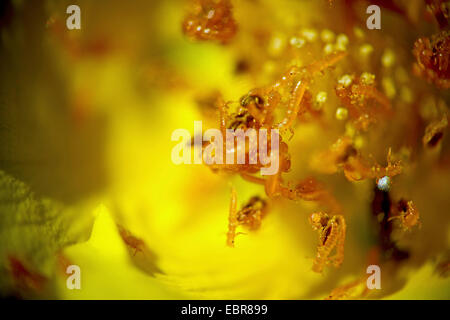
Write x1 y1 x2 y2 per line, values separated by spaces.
0 0 449 300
